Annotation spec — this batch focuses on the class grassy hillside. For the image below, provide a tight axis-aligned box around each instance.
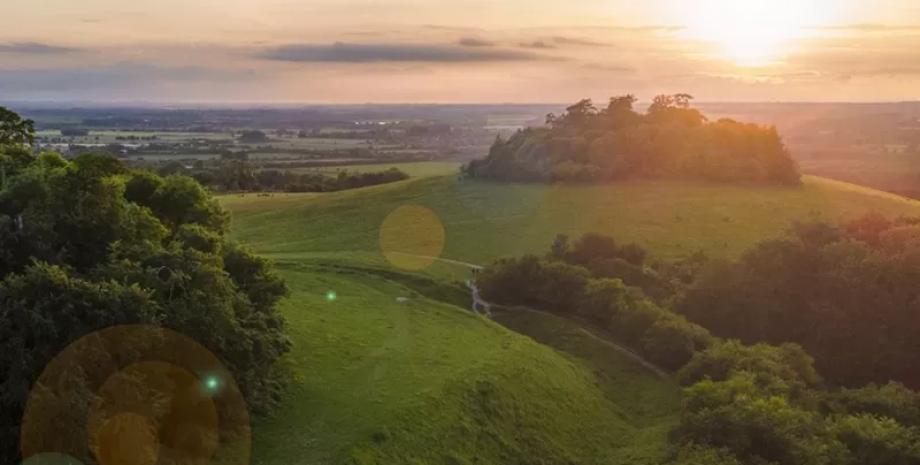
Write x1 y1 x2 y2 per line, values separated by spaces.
223 173 920 464
222 175 920 278
250 264 679 465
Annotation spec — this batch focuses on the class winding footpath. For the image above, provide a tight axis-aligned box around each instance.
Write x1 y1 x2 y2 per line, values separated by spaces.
388 251 670 380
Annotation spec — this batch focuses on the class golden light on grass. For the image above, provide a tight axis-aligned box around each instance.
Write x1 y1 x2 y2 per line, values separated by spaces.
380 205 446 270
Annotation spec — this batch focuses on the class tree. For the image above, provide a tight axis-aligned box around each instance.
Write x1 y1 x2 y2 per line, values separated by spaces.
238 130 269 143
0 154 289 463
0 106 35 146
464 94 797 185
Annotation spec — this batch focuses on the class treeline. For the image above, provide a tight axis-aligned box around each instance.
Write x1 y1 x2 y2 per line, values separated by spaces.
154 159 409 193
478 231 920 465
677 214 920 389
463 94 800 185
0 147 289 463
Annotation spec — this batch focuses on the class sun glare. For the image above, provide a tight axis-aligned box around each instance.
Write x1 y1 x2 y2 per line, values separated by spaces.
681 0 823 67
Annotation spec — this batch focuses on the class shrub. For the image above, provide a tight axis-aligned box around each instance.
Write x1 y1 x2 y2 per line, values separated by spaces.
641 315 713 371
832 414 920 465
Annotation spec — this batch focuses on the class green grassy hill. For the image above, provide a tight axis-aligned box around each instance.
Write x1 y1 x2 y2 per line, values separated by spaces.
222 174 920 279
223 171 920 464
249 264 679 465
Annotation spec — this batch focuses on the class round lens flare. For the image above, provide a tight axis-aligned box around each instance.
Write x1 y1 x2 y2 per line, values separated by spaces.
379 205 446 270
21 325 251 465
326 290 338 302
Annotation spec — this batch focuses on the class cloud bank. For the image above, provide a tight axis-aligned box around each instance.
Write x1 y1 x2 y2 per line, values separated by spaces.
255 42 554 62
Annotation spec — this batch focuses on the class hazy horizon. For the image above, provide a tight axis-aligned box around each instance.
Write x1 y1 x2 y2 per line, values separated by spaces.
3 0 920 103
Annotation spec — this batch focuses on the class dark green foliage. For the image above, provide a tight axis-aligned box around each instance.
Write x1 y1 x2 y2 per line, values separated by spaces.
464 94 800 186
0 106 35 146
139 175 231 233
677 340 822 402
576 278 635 325
832 414 920 465
476 238 711 372
671 444 743 465
192 161 409 193
0 126 290 464
475 228 920 465
157 160 192 177
823 383 920 427
680 373 849 465
641 315 712 371
676 215 920 388
238 130 269 143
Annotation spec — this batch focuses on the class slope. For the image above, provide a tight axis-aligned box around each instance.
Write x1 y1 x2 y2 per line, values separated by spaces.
249 264 679 465
222 175 920 280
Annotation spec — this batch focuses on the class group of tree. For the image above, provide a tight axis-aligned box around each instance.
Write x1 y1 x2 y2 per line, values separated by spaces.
0 107 290 463
162 157 409 193
477 230 920 465
463 94 801 185
677 213 920 390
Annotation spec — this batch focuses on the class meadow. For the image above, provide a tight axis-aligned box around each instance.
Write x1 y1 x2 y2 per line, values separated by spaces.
222 174 920 281
221 167 920 464
247 264 679 465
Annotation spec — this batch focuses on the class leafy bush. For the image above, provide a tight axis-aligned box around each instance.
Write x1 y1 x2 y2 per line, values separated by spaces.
681 373 849 465
823 382 920 428
832 414 920 465
641 315 713 371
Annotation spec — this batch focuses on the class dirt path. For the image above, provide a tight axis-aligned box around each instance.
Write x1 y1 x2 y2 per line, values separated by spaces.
391 251 671 380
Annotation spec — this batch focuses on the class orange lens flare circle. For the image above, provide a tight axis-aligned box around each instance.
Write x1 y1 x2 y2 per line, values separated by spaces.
20 325 251 465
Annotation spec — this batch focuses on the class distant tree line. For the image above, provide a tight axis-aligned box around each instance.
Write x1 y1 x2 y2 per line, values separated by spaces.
463 94 801 185
153 158 409 193
477 230 920 465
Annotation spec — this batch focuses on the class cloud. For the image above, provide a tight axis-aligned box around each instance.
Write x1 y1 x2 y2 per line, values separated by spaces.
581 63 636 73
552 36 608 47
809 23 920 32
422 24 485 33
519 40 556 49
255 42 555 63
0 62 260 94
0 42 82 54
458 37 496 47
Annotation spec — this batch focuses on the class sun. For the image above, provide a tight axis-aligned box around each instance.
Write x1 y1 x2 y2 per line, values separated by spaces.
680 0 822 67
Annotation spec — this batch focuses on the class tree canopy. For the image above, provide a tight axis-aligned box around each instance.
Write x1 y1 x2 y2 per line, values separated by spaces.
677 214 920 389
0 106 35 146
463 94 801 185
0 110 290 464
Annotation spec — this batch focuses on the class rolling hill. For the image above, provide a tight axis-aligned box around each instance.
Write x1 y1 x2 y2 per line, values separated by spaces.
222 172 920 280
246 264 679 465
222 168 920 464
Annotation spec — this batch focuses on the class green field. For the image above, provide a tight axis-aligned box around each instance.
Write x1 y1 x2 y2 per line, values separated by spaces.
221 173 920 464
222 175 920 280
246 264 678 465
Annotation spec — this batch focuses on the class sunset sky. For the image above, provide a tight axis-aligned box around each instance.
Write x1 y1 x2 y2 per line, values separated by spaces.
2 0 919 103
